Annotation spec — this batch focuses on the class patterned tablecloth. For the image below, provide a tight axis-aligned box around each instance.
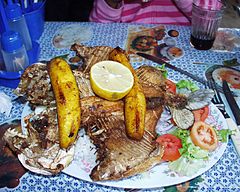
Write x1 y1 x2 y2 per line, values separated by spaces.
0 22 240 192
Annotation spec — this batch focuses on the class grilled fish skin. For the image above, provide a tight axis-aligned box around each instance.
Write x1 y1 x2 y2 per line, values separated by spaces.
81 96 163 181
136 65 187 109
90 124 163 181
14 63 54 106
136 65 166 110
2 97 122 176
71 43 114 74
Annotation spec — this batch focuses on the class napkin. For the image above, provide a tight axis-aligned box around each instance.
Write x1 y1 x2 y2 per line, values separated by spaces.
0 92 12 117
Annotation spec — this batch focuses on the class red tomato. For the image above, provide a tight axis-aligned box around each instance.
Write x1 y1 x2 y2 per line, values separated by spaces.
190 121 218 151
156 134 182 161
193 106 209 122
166 79 176 94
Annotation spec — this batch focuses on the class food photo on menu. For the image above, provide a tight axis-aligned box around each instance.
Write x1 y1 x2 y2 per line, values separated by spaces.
0 0 240 191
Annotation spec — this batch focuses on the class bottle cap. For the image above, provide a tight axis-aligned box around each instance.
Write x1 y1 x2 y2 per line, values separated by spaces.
1 31 23 52
5 3 22 20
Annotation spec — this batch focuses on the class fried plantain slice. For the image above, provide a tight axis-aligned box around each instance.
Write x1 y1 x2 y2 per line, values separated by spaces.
48 57 81 149
109 47 146 140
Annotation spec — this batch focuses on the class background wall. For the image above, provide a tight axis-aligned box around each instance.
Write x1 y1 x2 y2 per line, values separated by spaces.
44 0 94 21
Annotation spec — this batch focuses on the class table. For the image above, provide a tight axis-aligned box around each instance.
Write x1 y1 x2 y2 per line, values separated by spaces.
0 22 240 192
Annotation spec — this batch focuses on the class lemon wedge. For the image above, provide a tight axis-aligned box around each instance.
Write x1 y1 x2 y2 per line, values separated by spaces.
90 60 134 101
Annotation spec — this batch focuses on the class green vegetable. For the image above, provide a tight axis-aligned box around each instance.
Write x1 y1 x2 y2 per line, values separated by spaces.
172 129 209 159
176 80 199 92
172 129 208 160
216 129 233 142
156 64 168 79
169 156 206 177
185 138 209 159
171 128 189 140
169 129 209 176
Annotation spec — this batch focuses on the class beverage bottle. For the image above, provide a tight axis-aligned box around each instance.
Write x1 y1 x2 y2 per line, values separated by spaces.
1 31 29 72
5 2 32 51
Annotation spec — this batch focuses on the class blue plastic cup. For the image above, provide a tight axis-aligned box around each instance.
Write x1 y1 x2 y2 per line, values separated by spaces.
24 0 46 41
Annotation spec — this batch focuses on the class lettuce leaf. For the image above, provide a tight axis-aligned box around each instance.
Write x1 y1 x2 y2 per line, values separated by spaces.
169 156 206 177
176 80 199 92
169 129 209 176
172 129 208 160
216 129 233 142
156 64 168 79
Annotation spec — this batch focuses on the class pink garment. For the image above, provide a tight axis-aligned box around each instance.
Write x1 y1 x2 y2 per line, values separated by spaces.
90 0 192 25
194 0 224 10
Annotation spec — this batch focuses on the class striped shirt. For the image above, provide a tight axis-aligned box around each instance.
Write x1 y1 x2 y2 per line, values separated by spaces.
90 0 192 25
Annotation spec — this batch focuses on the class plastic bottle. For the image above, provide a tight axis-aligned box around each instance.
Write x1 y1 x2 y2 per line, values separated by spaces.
1 31 29 72
0 35 5 70
5 2 32 51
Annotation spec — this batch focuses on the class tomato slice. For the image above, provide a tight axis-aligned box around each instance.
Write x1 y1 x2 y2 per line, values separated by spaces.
156 134 182 161
193 106 209 122
166 79 176 94
190 121 218 151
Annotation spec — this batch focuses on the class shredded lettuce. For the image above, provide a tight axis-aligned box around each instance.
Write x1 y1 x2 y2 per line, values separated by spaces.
172 129 208 160
176 80 199 92
169 156 206 177
216 129 233 143
169 129 209 176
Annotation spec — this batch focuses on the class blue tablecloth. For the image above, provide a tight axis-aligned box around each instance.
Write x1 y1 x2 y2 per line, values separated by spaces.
0 22 240 192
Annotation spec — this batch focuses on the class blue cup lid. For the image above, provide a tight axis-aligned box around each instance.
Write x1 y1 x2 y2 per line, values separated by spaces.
1 31 23 52
5 3 22 20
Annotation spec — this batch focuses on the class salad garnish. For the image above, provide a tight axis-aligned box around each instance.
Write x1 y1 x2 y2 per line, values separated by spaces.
156 79 226 177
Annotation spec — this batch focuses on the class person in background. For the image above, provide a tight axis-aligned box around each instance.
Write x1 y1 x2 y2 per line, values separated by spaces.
89 0 192 25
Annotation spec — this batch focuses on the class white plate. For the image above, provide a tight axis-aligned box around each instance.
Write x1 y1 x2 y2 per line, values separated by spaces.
212 67 240 96
22 103 228 189
52 24 92 48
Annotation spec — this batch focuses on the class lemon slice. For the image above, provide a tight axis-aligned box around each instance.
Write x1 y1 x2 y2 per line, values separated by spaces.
90 60 134 101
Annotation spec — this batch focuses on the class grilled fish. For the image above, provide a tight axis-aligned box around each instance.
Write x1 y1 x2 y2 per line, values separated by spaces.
3 107 75 175
79 65 166 181
14 63 95 107
81 98 163 181
71 43 114 74
7 64 166 178
7 44 188 180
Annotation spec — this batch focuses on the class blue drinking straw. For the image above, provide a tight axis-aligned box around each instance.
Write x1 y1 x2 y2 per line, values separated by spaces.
0 0 10 33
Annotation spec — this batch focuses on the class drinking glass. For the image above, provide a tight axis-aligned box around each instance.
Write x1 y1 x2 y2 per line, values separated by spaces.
190 0 225 50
